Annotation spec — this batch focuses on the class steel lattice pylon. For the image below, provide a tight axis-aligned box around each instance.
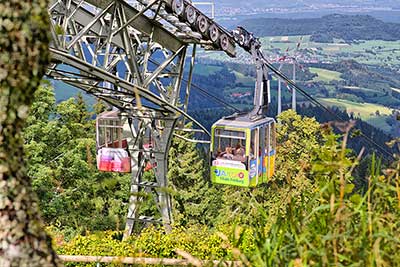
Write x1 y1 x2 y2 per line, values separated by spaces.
46 0 236 237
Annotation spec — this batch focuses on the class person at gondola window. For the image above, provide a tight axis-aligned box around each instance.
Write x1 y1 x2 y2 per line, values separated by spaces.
222 146 234 160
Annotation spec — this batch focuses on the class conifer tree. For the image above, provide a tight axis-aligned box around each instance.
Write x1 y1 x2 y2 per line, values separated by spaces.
25 85 129 233
168 124 222 226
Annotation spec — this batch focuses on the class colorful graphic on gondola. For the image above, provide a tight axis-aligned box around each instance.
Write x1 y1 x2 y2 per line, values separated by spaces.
211 165 249 187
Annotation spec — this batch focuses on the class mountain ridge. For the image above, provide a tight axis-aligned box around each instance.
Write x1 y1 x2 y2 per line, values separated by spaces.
240 14 400 42
216 0 400 9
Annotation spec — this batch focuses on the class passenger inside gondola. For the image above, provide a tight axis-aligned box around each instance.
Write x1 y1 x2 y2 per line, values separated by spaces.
249 144 255 159
216 144 246 162
217 146 234 160
223 147 234 160
233 143 245 162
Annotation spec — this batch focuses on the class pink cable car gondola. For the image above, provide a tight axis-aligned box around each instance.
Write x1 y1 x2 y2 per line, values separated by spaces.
96 110 131 173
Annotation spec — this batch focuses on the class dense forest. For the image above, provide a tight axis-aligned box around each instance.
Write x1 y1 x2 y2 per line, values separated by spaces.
22 83 400 266
240 14 400 42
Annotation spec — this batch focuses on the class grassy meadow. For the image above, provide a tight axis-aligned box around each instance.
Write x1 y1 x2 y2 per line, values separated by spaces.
309 67 343 82
319 98 394 132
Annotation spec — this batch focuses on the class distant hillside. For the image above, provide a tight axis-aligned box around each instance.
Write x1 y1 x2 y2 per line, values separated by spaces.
217 0 400 8
240 14 400 42
311 60 400 93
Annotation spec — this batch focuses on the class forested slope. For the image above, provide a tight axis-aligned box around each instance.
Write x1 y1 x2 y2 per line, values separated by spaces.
240 14 400 42
27 84 400 266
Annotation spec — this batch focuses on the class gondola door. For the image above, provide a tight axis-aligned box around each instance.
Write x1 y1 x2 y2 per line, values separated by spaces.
259 124 267 184
264 121 276 181
249 128 259 187
268 122 276 178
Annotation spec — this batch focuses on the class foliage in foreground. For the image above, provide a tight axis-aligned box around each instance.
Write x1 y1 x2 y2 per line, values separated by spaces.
53 139 400 266
250 126 400 266
27 86 400 266
51 225 255 266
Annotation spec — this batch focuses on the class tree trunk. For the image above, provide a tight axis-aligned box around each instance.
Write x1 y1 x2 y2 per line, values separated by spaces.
0 1 62 266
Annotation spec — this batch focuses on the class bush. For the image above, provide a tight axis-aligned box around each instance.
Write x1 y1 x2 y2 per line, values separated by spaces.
51 225 256 266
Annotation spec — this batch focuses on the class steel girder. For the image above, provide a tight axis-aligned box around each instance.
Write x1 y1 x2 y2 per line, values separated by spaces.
46 0 229 236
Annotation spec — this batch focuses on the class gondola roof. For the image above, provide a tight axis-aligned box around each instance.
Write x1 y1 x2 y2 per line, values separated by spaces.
213 115 275 129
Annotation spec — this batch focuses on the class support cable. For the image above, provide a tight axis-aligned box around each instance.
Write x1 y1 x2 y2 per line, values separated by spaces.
148 58 241 112
181 78 241 112
259 54 395 160
120 52 394 159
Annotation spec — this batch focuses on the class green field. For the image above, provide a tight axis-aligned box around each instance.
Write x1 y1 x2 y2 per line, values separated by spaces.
342 86 387 98
198 34 400 67
196 35 400 135
319 98 393 118
319 98 394 132
365 116 392 133
197 50 231 63
233 71 254 85
259 35 400 66
194 64 222 76
309 67 343 82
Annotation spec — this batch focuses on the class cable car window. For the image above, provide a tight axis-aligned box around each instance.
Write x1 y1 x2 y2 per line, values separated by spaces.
96 111 130 173
213 128 246 162
271 122 276 152
250 128 258 159
214 129 245 140
259 126 265 156
265 124 270 155
97 117 124 148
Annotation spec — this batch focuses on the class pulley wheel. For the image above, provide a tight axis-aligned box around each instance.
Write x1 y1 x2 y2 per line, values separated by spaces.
238 34 245 46
185 5 197 25
209 24 220 42
196 15 208 34
220 34 229 51
172 0 184 16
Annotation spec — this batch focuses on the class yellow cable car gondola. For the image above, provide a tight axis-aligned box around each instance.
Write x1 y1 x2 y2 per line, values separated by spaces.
210 26 276 187
210 116 276 187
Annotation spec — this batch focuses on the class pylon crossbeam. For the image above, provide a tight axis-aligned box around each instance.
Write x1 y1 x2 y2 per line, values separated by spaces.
47 0 224 237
